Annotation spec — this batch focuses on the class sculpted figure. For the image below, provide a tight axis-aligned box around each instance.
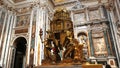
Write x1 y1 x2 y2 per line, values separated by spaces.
44 38 52 61
63 31 75 59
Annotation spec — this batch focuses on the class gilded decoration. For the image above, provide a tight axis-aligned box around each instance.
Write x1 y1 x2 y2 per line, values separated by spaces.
42 8 86 65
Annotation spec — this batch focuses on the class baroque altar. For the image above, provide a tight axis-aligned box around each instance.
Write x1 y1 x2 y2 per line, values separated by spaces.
42 8 86 65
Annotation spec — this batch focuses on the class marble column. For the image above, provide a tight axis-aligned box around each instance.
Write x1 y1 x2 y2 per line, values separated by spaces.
0 11 12 67
88 30 94 56
0 10 7 48
116 0 120 10
114 0 120 22
103 29 112 56
34 6 40 66
110 9 120 67
0 10 2 20
38 6 47 65
27 7 34 65
4 12 14 68
6 45 13 68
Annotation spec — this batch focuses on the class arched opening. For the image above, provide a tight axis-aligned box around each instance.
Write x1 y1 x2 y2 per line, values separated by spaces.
12 37 27 68
77 32 88 59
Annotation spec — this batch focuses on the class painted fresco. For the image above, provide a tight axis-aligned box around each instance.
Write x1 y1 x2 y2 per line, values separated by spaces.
93 37 107 56
16 14 30 27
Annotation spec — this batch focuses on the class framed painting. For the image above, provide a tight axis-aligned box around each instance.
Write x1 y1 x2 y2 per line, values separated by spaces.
16 14 30 27
93 37 108 56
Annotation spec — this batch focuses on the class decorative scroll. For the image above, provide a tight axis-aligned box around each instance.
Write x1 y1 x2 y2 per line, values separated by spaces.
16 14 30 27
89 10 100 21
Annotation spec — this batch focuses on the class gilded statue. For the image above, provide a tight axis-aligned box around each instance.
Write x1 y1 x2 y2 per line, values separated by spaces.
63 31 75 59
43 32 61 64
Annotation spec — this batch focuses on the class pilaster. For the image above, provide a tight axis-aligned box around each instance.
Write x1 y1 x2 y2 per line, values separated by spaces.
114 0 120 22
99 5 106 19
0 11 12 67
109 9 120 67
88 29 94 57
85 8 89 21
27 7 34 65
103 29 112 56
4 12 14 68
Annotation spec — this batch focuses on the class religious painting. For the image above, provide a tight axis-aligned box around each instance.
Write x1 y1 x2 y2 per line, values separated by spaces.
89 10 100 21
74 13 86 25
16 14 30 27
93 37 107 56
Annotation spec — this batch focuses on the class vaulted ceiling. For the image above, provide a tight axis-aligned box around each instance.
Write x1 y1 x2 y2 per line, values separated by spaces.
49 0 109 10
3 0 109 9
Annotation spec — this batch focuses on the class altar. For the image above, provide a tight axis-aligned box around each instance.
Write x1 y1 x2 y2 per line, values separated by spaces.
82 64 103 68
42 8 86 65
34 64 103 68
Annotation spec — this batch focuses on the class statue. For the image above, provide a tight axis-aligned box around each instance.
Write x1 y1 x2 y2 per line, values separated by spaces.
43 31 61 64
44 38 52 61
74 39 84 63
62 31 75 63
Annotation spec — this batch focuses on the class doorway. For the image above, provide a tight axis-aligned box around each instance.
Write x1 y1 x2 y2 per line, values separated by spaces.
12 37 27 68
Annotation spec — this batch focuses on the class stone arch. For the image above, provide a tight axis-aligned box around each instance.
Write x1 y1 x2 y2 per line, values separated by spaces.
11 36 28 68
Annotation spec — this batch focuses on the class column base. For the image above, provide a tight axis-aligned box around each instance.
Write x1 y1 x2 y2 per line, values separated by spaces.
89 56 97 64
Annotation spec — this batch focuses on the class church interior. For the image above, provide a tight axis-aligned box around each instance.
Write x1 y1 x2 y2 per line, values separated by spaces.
0 0 120 68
